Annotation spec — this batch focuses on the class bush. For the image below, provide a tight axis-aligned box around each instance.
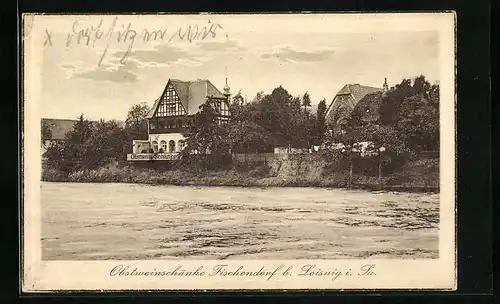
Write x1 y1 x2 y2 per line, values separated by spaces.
39 153 439 192
42 168 67 182
248 165 270 177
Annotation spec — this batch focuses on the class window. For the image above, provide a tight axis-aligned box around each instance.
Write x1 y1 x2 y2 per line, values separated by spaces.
177 140 184 152
152 141 159 152
216 116 230 125
211 99 230 116
220 100 230 116
169 140 176 153
160 140 167 152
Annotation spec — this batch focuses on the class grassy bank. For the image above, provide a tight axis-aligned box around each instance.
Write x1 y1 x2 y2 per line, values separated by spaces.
42 156 439 193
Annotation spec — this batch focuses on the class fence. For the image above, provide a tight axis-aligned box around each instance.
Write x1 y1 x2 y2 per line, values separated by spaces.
231 153 275 167
274 147 311 154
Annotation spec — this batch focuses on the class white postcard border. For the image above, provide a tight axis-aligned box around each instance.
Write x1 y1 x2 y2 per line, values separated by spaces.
22 12 456 291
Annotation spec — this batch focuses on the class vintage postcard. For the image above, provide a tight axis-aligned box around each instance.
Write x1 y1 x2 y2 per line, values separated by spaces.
22 12 456 291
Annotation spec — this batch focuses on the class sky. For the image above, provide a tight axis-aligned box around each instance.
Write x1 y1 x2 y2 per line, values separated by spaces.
27 14 446 121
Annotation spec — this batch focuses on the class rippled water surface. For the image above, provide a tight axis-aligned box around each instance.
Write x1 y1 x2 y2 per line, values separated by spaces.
41 182 439 260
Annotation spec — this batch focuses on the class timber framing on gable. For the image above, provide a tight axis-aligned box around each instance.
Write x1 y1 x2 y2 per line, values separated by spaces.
153 81 188 117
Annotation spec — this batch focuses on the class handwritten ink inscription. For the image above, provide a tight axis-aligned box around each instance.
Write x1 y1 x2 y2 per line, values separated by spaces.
44 16 223 66
109 264 377 282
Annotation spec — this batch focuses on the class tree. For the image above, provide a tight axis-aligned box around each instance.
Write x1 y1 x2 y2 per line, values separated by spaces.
411 75 431 96
379 75 438 127
43 141 65 169
378 78 413 126
231 90 246 108
314 98 328 145
397 94 439 151
302 92 311 113
376 75 440 154
356 123 407 187
125 102 150 141
229 90 250 122
89 119 128 166
256 86 292 146
336 126 363 188
252 91 265 104
41 121 52 145
43 114 95 172
225 86 331 153
228 120 274 154
255 86 309 148
295 113 317 149
181 101 229 165
426 83 440 111
64 114 96 170
227 94 275 154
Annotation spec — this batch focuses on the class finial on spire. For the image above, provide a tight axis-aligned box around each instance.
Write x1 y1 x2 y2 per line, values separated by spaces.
223 65 231 98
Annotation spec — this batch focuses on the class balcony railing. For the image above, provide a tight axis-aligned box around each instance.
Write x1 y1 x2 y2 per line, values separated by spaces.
149 127 188 134
127 152 181 161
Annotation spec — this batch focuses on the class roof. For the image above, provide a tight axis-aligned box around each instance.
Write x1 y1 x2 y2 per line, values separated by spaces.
353 91 384 122
146 98 161 118
147 79 227 118
326 84 383 118
41 119 78 140
337 84 382 105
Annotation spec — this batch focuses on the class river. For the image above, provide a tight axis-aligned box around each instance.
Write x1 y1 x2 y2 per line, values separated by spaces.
41 182 439 260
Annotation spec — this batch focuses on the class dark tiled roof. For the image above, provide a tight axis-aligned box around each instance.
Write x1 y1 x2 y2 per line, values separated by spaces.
41 119 78 140
342 84 382 104
147 79 227 118
146 98 161 118
353 91 384 122
326 84 383 119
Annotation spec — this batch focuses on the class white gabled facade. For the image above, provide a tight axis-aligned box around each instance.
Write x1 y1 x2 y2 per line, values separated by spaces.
127 78 231 161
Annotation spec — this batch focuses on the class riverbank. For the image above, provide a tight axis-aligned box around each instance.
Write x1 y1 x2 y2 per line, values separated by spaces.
42 157 439 193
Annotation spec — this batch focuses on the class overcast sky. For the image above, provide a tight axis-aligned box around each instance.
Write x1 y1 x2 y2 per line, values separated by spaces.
29 14 445 121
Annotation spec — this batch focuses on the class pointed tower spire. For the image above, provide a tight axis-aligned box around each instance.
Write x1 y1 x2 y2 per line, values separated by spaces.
383 77 389 92
223 65 231 99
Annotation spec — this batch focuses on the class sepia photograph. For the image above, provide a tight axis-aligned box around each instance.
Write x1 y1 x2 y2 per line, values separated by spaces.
23 13 456 291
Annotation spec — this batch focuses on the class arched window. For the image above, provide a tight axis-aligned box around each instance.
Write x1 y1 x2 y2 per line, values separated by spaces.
177 140 184 152
152 141 159 153
160 140 167 153
169 140 176 153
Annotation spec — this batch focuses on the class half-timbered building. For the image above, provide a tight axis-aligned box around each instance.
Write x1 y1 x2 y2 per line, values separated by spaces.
128 78 231 161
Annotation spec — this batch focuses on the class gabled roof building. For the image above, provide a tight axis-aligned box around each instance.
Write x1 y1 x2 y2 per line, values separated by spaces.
130 78 231 157
351 91 385 124
41 118 79 141
325 79 388 137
